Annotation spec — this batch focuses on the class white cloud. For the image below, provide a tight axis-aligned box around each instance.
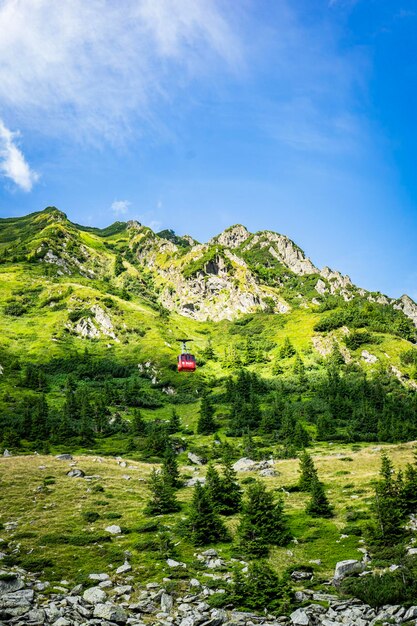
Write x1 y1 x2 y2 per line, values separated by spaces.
0 119 38 191
111 200 131 215
0 0 241 142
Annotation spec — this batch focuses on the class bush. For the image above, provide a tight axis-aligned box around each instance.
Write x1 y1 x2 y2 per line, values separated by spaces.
82 511 100 523
341 567 417 607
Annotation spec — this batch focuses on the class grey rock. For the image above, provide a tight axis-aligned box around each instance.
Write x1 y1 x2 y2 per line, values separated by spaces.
161 592 174 612
116 560 132 574
3 449 11 457
89 572 110 581
188 452 204 465
105 524 122 534
166 558 186 568
93 601 128 623
66 468 85 478
52 618 72 626
404 606 417 620
0 572 24 595
202 549 218 557
56 454 73 460
333 559 365 583
83 585 107 604
290 608 310 625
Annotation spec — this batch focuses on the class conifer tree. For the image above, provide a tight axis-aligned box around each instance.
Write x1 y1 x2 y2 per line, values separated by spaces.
205 464 223 508
369 452 406 546
237 480 290 557
197 393 216 435
145 469 181 515
305 478 333 518
168 408 181 434
114 253 125 276
298 451 318 491
31 394 49 441
131 409 146 436
162 445 182 488
218 459 242 515
279 337 296 359
184 482 230 545
244 338 256 365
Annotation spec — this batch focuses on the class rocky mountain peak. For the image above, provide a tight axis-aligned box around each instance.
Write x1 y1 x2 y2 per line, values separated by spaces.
212 224 251 249
126 220 142 231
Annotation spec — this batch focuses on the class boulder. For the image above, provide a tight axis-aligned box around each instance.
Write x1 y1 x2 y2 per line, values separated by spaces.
83 586 107 604
233 458 257 472
161 592 174 612
105 524 122 534
188 452 204 465
290 608 310 625
116 560 132 574
56 454 73 460
66 468 85 478
0 573 24 595
3 449 11 457
333 559 365 583
93 602 128 623
166 558 186 568
89 572 109 581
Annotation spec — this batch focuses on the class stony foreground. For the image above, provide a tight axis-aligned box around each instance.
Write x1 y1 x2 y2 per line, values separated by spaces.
2 564 417 626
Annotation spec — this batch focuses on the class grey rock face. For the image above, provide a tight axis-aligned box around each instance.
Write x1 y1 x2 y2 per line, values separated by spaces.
333 559 365 583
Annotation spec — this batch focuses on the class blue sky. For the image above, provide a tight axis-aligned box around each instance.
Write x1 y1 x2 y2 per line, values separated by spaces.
0 0 416 300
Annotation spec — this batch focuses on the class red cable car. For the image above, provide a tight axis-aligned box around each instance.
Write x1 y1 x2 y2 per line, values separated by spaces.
177 339 196 372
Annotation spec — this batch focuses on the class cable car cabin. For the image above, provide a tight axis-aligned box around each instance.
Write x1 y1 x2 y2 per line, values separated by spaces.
178 353 196 372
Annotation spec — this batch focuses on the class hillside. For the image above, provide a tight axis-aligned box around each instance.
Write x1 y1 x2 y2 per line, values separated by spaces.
2 208 417 620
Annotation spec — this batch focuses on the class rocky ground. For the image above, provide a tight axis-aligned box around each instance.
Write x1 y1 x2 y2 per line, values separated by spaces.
2 558 417 626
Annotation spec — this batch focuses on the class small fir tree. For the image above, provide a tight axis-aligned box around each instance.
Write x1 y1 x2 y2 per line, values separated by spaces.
279 337 296 359
205 464 223 509
305 478 333 518
298 451 318 491
114 253 125 276
237 480 290 557
168 408 181 434
218 459 242 515
145 469 181 515
162 445 182 488
184 482 230 545
197 393 216 435
131 409 146 436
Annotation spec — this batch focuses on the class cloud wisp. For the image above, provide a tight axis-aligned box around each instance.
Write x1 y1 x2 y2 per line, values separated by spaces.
111 200 131 216
0 120 38 192
0 0 242 143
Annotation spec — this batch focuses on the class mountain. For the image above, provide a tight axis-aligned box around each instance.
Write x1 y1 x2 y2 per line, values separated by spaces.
0 207 416 384
2 207 417 604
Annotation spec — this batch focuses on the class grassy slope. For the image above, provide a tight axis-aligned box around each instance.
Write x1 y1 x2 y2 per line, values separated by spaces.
0 442 414 588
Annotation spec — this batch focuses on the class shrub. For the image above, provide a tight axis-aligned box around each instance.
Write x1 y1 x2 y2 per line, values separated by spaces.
341 567 417 608
82 511 100 523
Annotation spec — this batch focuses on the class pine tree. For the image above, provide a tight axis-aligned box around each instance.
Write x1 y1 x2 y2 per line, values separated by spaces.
131 409 146 436
369 452 406 546
114 253 125 276
184 482 230 545
218 460 242 515
237 480 290 557
145 469 181 515
305 478 333 518
279 337 296 359
78 390 95 446
244 338 256 365
298 451 318 491
162 445 182 488
205 464 223 509
30 394 49 441
202 338 216 361
168 408 181 434
197 393 216 435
